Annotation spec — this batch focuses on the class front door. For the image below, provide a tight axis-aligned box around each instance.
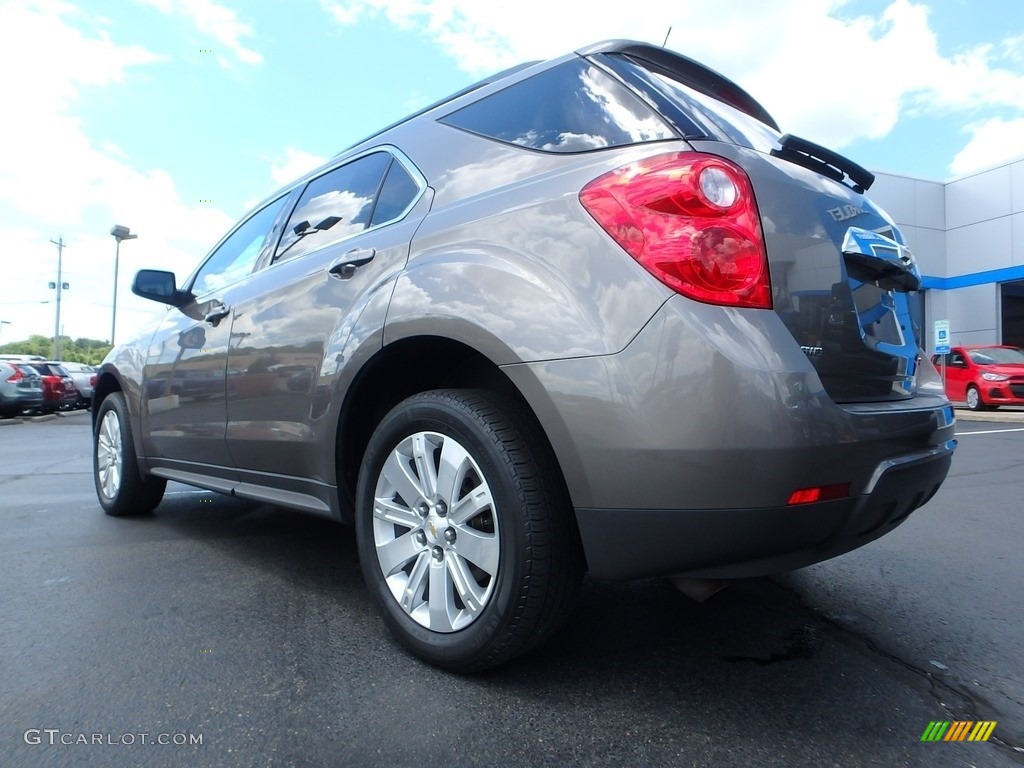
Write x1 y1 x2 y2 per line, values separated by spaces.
141 194 291 487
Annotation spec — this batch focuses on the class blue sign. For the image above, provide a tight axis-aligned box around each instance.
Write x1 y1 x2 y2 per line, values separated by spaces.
934 320 950 354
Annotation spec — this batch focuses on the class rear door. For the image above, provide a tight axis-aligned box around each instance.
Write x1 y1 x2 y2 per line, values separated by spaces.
223 149 429 496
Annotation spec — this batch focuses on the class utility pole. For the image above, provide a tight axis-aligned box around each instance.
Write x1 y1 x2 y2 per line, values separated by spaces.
50 237 66 360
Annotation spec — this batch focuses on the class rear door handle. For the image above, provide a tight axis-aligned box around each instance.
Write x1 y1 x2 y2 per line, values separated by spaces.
329 248 376 279
204 305 231 326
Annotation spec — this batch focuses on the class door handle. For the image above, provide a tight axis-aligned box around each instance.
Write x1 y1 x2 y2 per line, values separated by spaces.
204 305 230 326
329 248 376 279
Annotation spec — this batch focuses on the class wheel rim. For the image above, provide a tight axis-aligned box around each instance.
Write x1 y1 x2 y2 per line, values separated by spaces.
96 410 123 500
372 431 500 633
967 387 979 409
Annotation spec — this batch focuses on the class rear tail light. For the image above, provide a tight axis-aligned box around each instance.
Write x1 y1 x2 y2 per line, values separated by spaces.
579 151 771 308
90 374 97 387
5 368 23 383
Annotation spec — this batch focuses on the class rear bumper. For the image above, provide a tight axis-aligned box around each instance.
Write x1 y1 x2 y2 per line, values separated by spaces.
503 295 957 580
576 440 954 580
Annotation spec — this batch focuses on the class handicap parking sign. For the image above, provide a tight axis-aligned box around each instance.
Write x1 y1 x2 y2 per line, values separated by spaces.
934 320 950 354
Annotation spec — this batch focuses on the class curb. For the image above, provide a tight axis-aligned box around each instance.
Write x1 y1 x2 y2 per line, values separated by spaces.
1 409 92 425
953 405 1024 423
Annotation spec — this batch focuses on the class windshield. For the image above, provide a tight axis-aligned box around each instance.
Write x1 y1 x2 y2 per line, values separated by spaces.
968 347 1024 365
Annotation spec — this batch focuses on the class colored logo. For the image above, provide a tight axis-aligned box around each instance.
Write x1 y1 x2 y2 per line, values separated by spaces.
920 721 996 742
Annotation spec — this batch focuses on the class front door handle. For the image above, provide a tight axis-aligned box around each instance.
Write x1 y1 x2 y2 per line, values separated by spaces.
329 248 376 279
204 305 230 326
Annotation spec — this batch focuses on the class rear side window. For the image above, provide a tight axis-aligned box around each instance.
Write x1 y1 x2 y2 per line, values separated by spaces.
369 160 420 227
440 58 675 153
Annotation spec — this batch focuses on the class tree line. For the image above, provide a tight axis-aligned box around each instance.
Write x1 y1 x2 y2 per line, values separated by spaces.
0 335 112 365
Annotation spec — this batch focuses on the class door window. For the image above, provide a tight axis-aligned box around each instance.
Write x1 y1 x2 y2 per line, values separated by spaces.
275 152 392 263
192 196 289 296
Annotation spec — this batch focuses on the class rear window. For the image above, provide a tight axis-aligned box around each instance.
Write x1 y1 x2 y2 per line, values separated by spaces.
440 58 675 153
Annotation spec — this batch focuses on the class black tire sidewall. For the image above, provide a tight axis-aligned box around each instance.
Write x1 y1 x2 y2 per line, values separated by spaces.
355 392 533 670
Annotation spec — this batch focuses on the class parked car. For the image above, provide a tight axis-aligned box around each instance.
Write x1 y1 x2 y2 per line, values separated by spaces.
56 361 98 408
931 345 1024 410
0 361 44 417
92 39 956 671
28 362 78 412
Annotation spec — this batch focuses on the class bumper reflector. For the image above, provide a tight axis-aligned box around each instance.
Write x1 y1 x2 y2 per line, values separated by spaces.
787 483 851 506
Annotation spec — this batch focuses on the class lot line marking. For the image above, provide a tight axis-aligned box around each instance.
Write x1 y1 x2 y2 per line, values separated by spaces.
956 426 1024 435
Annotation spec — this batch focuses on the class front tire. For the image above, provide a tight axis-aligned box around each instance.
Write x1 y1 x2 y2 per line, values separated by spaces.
966 384 987 411
355 389 582 672
94 392 167 517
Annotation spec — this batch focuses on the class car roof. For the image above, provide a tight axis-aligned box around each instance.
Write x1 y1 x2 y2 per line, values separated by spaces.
240 39 780 226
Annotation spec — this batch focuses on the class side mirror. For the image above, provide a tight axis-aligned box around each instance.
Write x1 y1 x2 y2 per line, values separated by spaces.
132 269 191 307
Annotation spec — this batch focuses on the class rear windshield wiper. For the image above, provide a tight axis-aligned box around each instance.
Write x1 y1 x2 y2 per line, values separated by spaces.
771 134 874 193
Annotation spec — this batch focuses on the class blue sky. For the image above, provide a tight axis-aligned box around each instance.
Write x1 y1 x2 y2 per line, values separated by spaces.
1 0 1023 346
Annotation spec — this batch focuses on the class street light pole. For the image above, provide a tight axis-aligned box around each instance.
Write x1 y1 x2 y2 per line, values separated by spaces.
50 237 66 360
110 225 138 346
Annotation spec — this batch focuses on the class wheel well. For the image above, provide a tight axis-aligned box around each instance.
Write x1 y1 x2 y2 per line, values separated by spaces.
91 371 121 428
336 337 531 520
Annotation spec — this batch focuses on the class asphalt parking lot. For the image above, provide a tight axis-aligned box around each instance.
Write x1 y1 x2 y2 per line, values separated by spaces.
0 409 1022 767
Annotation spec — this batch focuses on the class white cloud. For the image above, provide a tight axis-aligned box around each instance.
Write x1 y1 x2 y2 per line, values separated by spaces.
319 0 1024 173
270 147 329 188
0 1 234 345
950 117 1024 176
136 0 262 65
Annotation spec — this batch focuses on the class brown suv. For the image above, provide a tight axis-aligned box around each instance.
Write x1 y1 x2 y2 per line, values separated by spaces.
93 40 955 671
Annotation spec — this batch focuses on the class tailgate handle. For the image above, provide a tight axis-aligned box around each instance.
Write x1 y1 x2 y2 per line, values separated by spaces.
842 227 920 292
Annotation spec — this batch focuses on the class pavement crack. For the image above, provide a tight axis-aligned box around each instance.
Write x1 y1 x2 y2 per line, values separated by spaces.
752 578 1024 763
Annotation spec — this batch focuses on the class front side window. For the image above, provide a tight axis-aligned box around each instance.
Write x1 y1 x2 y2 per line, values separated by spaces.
275 152 392 263
440 58 675 153
192 196 289 296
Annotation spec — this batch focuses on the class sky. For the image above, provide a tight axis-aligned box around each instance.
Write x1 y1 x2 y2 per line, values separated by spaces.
1 0 1023 348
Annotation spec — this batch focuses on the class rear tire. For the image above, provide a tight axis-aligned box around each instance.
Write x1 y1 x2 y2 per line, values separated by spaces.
93 392 166 517
355 389 582 672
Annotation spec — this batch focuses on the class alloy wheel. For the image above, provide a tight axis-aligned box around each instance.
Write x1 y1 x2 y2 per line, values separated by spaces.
96 410 123 500
371 431 499 633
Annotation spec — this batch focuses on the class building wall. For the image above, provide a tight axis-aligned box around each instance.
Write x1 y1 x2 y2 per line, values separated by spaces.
869 157 1024 351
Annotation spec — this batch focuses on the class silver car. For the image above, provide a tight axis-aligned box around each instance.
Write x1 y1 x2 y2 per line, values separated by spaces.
92 40 955 671
0 362 44 417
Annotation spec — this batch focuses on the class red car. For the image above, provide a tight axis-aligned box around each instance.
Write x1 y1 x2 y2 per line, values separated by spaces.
931 345 1024 410
27 362 78 412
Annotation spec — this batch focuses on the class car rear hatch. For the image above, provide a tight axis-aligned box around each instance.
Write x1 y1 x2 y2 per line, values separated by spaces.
594 46 922 403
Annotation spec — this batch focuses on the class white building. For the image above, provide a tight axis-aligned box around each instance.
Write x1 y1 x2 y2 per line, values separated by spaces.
869 155 1024 352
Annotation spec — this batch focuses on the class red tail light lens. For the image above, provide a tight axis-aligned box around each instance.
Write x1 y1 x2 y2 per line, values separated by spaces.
90 374 97 386
5 368 23 383
579 151 771 308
